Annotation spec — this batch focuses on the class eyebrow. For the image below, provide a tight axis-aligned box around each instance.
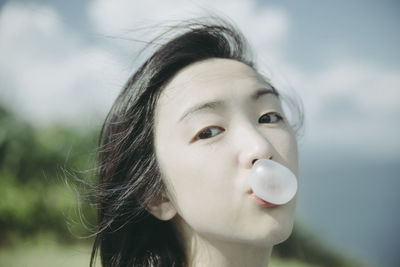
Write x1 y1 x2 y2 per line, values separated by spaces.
252 87 279 100
178 88 278 122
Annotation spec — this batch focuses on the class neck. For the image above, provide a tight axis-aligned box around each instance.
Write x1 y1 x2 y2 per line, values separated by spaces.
184 232 272 267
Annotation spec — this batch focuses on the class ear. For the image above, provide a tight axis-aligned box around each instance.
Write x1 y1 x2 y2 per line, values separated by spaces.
147 194 177 221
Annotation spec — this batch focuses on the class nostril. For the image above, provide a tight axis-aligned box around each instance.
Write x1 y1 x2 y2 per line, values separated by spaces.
252 156 273 166
251 156 273 165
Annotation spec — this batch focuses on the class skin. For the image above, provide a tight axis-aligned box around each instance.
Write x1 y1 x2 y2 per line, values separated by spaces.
151 58 299 267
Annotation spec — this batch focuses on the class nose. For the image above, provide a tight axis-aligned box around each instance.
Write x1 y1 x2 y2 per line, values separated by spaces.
236 122 277 169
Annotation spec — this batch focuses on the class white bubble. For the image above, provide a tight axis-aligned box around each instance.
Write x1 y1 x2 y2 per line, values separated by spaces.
250 159 297 205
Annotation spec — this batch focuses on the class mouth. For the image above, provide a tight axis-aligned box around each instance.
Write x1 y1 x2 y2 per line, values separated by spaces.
248 189 277 207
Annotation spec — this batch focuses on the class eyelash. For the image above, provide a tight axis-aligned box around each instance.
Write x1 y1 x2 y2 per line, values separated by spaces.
193 112 283 141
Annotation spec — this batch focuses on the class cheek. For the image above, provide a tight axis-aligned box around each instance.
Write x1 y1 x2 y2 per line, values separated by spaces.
157 145 237 223
286 136 299 176
156 138 252 239
272 128 299 176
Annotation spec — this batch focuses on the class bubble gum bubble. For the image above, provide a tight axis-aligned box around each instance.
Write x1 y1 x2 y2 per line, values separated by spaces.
250 159 297 205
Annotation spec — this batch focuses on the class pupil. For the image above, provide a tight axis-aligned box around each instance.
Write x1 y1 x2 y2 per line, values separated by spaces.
199 129 212 139
259 114 271 123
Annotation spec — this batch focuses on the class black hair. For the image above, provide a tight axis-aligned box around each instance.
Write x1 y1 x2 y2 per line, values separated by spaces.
90 18 285 267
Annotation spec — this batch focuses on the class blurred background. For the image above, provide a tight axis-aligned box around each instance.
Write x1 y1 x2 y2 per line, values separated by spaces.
0 0 399 266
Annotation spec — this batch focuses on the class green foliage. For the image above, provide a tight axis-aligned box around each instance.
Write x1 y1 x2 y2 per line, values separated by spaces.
0 106 98 244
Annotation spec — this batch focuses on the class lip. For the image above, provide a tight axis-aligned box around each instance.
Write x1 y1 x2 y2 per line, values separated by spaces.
248 189 277 207
250 194 277 207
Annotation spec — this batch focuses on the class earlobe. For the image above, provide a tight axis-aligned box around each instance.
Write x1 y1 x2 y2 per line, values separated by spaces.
147 196 177 221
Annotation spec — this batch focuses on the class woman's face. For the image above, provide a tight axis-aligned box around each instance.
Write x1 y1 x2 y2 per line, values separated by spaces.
154 58 298 246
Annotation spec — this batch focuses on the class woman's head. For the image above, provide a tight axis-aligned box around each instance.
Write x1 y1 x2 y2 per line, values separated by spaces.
92 19 300 267
154 58 298 248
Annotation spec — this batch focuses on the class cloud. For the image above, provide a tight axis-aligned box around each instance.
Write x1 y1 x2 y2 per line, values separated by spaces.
0 2 126 126
88 0 289 62
283 60 400 156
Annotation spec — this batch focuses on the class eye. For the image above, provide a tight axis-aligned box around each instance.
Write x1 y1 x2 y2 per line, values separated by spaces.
194 126 225 141
258 112 283 124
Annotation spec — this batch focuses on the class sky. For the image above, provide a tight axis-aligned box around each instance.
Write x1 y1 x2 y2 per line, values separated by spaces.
1 0 399 266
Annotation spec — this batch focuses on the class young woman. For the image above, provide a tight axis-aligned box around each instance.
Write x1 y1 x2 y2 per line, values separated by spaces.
91 19 301 267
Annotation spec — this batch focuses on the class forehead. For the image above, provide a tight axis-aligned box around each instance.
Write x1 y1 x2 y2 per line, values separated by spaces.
157 58 271 113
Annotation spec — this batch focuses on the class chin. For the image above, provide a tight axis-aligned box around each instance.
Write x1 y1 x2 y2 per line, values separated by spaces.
271 219 294 245
270 203 296 245
238 215 294 248
259 201 297 246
